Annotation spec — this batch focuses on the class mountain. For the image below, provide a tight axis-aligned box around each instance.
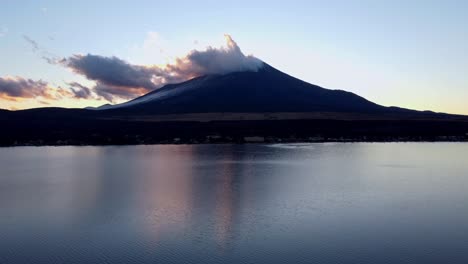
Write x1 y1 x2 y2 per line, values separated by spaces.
1 63 467 146
102 63 401 115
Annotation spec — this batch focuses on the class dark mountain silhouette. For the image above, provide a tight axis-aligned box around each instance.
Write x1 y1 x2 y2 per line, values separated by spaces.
0 62 467 146
103 63 408 115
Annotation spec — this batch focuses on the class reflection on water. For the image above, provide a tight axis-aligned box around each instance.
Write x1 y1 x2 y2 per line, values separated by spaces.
1 143 468 263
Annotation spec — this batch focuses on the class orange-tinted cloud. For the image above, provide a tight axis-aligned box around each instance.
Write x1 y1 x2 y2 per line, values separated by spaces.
0 76 95 102
0 77 54 100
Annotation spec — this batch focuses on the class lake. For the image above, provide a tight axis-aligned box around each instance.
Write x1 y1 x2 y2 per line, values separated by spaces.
1 143 468 264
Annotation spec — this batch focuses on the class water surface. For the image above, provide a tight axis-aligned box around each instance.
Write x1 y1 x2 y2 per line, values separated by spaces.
1 143 468 264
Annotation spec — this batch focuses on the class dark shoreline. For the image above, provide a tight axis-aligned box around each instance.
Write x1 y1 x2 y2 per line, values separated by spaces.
0 139 468 148
2 110 468 147
2 126 467 147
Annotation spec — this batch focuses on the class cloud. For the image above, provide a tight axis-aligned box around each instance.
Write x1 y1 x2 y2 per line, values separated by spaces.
65 55 160 90
23 35 39 52
62 55 165 102
0 77 52 100
61 35 264 102
67 82 93 99
23 35 60 64
93 83 148 102
0 76 95 102
167 35 263 76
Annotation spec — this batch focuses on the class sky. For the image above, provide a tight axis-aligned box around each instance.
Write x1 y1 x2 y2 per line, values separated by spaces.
1 0 467 114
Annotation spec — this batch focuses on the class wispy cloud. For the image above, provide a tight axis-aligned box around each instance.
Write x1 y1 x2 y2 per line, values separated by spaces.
23 35 40 52
23 35 60 64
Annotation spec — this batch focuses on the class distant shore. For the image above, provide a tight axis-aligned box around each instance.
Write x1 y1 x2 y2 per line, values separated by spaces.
3 135 467 147
2 110 468 147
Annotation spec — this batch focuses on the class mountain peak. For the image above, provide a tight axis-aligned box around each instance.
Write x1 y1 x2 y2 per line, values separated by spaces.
100 63 387 115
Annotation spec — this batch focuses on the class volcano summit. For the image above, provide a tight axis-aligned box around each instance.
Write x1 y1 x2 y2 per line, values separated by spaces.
100 63 385 114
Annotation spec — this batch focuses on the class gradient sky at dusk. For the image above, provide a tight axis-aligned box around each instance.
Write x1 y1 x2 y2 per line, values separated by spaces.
1 0 467 114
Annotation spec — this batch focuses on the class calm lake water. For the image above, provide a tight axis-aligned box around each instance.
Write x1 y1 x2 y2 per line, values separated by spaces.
1 143 468 264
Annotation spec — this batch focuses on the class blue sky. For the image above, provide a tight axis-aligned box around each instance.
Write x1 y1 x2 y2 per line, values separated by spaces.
1 0 467 114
